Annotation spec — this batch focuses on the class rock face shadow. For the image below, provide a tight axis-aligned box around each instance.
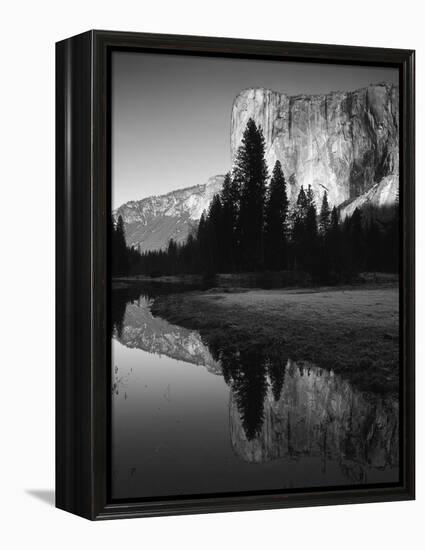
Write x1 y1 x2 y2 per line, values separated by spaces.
26 489 55 507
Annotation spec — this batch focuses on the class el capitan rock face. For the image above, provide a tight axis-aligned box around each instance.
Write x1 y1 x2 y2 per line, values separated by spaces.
231 85 399 211
115 84 398 252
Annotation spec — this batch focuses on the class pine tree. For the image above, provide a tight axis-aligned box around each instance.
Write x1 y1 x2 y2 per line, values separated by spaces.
305 186 318 241
291 185 307 240
113 215 129 276
349 208 364 272
327 205 341 277
330 205 339 232
291 185 319 277
207 194 223 273
264 160 289 270
197 211 209 274
291 185 307 269
305 187 319 277
167 239 178 275
319 190 331 235
297 185 307 209
317 193 332 282
234 118 268 270
197 211 207 242
115 215 126 248
220 172 240 271
306 184 315 209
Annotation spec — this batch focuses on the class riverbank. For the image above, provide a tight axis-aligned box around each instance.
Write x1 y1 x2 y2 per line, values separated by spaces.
152 286 399 394
113 271 397 291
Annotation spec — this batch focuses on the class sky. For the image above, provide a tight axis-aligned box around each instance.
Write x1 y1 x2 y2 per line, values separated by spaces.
111 52 398 208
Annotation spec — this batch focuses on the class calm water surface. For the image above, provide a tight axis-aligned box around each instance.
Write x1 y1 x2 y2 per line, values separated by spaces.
111 285 399 500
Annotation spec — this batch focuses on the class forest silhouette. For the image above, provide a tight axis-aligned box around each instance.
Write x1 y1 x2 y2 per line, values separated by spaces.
112 118 399 284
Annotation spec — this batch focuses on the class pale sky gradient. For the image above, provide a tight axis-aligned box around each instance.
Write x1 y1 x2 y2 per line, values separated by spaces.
111 52 398 208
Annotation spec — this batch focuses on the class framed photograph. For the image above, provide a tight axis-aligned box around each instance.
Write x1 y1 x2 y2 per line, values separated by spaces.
56 30 415 520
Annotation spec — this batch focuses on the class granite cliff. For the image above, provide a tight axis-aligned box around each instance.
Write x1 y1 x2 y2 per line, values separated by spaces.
231 84 399 213
115 83 398 251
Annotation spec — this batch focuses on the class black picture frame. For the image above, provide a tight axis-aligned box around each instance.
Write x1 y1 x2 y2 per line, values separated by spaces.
56 30 415 520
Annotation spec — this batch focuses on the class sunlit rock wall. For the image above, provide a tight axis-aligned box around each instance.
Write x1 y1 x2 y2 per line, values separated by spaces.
231 85 399 210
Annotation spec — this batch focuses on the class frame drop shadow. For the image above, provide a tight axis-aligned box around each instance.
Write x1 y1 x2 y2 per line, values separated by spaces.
26 489 55 507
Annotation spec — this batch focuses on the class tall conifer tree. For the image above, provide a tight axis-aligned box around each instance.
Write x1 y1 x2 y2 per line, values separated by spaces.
348 207 364 272
292 185 308 230
264 160 289 270
305 185 318 240
319 190 331 235
234 118 268 270
197 211 209 274
207 194 223 273
114 215 129 275
291 185 308 268
220 172 240 271
306 184 315 209
304 186 319 277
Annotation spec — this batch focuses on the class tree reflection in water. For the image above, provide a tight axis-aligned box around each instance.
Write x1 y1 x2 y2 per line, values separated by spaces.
111 285 399 481
233 359 397 478
207 336 398 480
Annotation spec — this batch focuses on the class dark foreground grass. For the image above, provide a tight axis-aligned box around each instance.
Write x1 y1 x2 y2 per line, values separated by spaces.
152 286 399 395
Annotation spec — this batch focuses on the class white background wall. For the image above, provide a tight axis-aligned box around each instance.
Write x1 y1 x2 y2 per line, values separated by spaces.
0 0 422 547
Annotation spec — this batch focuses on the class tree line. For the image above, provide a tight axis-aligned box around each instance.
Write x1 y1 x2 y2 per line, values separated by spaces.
111 215 141 277
112 118 399 283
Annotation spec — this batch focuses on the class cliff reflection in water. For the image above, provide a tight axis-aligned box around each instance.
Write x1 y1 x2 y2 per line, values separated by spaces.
112 287 399 483
112 285 221 373
228 360 398 480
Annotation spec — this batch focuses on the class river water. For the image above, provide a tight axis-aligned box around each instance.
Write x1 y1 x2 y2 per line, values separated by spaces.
111 284 399 500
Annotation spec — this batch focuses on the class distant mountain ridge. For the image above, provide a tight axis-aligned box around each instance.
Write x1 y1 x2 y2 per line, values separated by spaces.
115 83 399 252
114 175 224 252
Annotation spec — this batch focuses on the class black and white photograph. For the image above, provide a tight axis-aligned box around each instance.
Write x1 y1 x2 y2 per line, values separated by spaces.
110 51 401 500
0 0 421 543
